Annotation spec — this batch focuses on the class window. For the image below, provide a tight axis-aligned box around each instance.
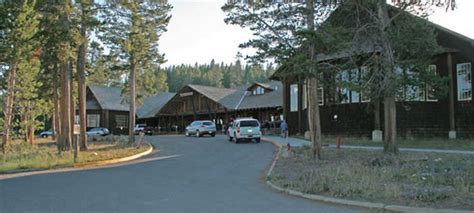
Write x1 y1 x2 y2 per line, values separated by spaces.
239 120 259 127
87 114 100 128
337 69 363 104
404 68 425 101
115 114 128 128
318 86 324 106
426 65 438 102
290 84 298 112
350 68 360 103
303 80 324 107
360 67 371 102
337 70 350 104
253 86 265 95
457 63 472 101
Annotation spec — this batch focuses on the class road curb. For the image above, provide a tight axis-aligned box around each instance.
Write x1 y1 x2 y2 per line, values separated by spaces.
262 137 473 213
73 143 154 167
0 143 154 180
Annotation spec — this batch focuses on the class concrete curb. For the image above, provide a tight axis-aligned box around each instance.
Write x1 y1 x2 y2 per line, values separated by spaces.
261 138 474 213
73 143 154 167
0 143 154 180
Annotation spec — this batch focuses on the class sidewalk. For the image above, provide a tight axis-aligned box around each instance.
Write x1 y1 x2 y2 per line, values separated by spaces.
263 136 474 155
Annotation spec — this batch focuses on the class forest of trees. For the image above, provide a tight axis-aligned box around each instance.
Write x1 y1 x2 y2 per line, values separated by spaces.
0 0 275 153
0 0 175 151
164 60 275 92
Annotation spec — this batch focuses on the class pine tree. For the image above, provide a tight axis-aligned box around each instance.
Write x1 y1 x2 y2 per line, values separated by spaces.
76 0 98 151
0 0 41 151
101 0 171 143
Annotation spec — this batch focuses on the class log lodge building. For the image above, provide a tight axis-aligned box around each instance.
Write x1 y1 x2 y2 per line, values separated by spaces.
270 4 474 139
82 5 473 139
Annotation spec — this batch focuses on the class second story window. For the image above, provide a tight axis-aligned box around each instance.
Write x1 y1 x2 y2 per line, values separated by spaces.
253 86 265 95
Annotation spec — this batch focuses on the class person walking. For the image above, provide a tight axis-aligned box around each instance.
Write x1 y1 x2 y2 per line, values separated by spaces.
280 119 288 139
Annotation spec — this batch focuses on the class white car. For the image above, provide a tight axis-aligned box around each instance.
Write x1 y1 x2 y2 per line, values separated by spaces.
228 118 261 143
185 120 216 137
39 130 55 138
87 128 109 136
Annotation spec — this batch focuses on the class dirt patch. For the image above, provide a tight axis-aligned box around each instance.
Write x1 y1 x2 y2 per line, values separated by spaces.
271 147 474 210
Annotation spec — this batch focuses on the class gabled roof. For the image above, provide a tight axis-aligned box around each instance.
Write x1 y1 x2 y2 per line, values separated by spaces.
88 85 129 112
187 84 242 109
246 82 275 91
237 81 283 110
270 1 474 79
157 81 284 115
137 92 176 119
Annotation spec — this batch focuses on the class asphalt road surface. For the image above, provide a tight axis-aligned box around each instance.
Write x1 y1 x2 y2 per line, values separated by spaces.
0 135 365 213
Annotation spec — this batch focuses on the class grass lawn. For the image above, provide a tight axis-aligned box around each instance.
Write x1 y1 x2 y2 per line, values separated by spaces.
271 147 474 210
292 135 474 151
0 136 150 173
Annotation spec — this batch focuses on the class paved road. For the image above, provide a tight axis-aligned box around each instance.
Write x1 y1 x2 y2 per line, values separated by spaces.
0 135 364 213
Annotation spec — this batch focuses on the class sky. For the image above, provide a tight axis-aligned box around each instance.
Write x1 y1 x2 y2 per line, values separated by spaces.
159 0 474 67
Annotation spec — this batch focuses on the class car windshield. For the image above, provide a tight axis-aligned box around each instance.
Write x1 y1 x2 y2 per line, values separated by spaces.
203 122 214 126
239 120 259 127
90 128 100 131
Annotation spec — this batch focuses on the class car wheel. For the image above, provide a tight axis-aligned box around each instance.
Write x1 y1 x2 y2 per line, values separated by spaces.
256 138 261 143
196 131 201 137
41 135 46 138
211 133 215 137
228 135 233 141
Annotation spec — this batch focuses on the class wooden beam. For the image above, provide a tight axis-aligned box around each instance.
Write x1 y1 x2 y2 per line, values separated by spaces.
448 53 456 134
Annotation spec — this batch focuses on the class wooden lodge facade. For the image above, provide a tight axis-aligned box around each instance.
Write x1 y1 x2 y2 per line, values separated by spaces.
272 5 474 138
85 85 131 135
153 82 284 132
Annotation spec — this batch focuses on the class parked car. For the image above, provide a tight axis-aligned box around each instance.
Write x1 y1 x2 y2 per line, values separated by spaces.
228 118 261 143
185 120 216 137
39 130 55 138
87 127 109 136
134 124 153 135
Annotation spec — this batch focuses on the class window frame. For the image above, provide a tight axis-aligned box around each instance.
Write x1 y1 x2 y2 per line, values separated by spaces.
457 63 472 101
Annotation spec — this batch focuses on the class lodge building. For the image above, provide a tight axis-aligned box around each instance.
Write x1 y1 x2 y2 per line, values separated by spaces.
271 5 474 139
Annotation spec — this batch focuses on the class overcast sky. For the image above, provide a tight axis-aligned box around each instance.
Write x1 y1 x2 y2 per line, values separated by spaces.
159 0 474 67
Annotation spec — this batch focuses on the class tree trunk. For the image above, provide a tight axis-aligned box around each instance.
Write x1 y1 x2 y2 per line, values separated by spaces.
59 61 72 151
2 63 17 152
128 61 137 144
306 0 322 160
53 63 63 152
308 76 322 160
376 0 399 154
77 2 88 151
383 96 398 153
51 112 56 140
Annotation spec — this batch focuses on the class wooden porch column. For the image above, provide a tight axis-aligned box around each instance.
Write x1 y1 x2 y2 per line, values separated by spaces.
447 53 456 139
205 98 213 121
190 95 197 120
297 81 304 134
